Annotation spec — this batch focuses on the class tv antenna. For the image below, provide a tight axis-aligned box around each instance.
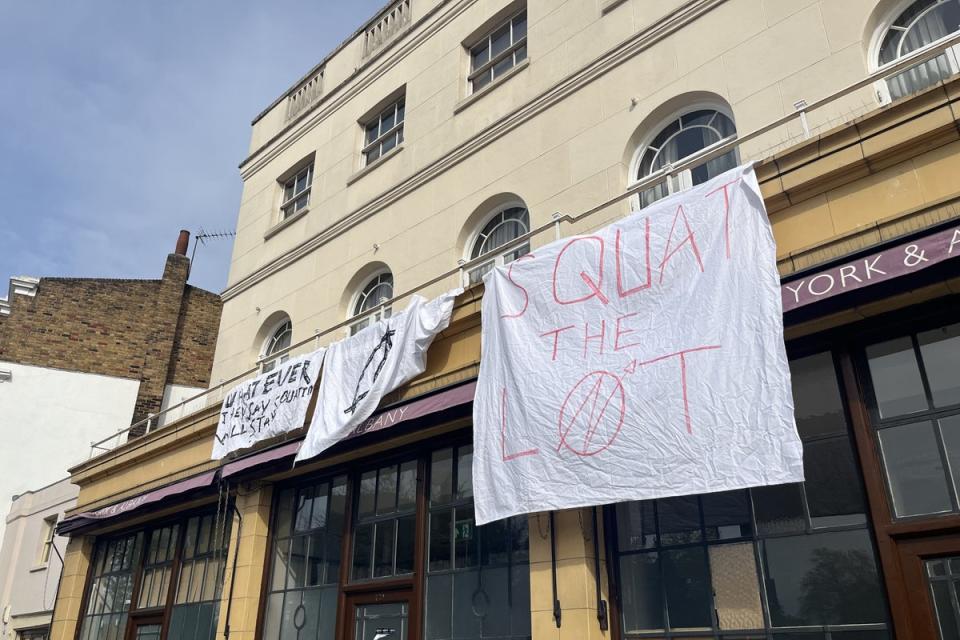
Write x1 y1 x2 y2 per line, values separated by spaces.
189 227 236 279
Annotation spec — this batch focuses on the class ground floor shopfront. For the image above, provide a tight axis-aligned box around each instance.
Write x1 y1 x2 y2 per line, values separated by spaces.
50 85 960 640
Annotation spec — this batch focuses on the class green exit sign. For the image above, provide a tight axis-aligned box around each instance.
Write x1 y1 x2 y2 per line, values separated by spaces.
455 520 473 541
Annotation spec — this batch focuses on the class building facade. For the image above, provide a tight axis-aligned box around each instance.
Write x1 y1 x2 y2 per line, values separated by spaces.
0 233 223 640
49 2 960 640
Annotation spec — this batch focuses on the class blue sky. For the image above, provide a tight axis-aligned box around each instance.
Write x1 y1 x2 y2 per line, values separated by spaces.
0 0 385 294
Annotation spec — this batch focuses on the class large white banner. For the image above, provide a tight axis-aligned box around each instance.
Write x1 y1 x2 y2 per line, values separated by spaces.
473 164 804 525
212 349 325 459
296 289 461 463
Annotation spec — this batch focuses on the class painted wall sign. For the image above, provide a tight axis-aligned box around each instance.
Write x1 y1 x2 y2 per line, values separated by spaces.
781 224 960 312
211 349 325 459
296 289 461 463
472 164 804 525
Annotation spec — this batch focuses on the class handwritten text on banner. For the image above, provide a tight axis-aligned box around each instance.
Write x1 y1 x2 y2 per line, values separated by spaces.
472 164 804 525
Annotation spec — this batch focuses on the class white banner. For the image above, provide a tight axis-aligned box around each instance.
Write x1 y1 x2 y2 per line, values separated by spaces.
211 349 325 459
473 164 804 525
296 289 461 463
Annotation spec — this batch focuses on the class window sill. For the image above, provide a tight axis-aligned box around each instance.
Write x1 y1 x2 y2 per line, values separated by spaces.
454 58 530 115
264 208 309 240
29 564 48 573
601 0 628 13
347 144 405 186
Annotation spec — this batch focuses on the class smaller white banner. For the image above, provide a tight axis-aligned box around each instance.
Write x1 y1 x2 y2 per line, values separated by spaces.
212 349 325 459
296 289 461 463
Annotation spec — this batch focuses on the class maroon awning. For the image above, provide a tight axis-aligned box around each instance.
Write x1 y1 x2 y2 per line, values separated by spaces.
58 469 218 534
782 223 960 312
221 380 477 479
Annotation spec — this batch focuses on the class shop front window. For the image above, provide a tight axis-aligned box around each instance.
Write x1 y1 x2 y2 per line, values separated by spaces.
865 322 960 518
352 460 417 580
927 556 960 639
611 351 890 637
78 513 229 640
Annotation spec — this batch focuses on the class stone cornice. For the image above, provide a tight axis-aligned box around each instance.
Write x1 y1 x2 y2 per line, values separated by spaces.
224 0 728 301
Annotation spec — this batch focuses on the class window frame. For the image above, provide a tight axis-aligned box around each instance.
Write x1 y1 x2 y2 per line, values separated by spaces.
464 203 531 284
869 0 960 104
278 163 314 221
260 318 292 373
466 9 528 94
361 99 405 167
628 105 739 210
349 271 394 335
38 514 58 565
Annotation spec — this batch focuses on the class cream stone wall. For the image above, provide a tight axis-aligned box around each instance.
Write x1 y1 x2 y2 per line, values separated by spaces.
211 0 902 383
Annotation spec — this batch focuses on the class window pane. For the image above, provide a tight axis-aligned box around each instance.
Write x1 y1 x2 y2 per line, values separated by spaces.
512 12 527 41
295 487 314 532
396 515 415 575
866 337 928 418
306 532 324 586
352 524 373 580
514 44 527 64
919 323 960 407
663 547 712 629
619 552 663 632
377 465 398 515
490 23 511 57
358 471 376 518
790 352 848 439
429 511 452 571
878 421 952 517
803 436 867 527
658 496 701 545
271 539 290 591
492 55 513 79
753 483 806 534
457 446 473 499
373 520 396 578
617 501 656 550
431 449 454 504
762 529 886 626
310 488 329 530
382 132 398 154
454 507 477 569
709 543 764 630
365 122 379 145
940 415 960 501
398 461 417 510
380 108 395 134
473 71 491 91
702 490 751 540
288 537 307 589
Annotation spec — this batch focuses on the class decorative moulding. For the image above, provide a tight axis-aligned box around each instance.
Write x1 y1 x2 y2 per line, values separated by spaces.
0 370 11 383
0 275 39 315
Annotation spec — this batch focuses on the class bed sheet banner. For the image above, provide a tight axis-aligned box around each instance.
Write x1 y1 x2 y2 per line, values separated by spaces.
212 348 325 459
472 163 804 525
296 288 462 463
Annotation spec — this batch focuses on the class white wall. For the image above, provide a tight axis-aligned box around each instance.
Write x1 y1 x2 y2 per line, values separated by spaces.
157 383 207 427
0 478 77 640
0 362 140 550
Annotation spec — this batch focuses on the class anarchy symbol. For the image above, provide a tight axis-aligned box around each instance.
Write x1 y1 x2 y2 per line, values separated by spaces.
557 370 626 457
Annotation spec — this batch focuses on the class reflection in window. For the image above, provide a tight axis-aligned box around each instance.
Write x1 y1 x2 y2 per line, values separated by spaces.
363 99 405 165
425 445 531 640
635 109 738 208
468 206 530 283
78 534 142 640
865 324 960 518
280 164 313 220
926 555 960 639
613 351 887 636
137 525 179 609
351 272 394 335
352 462 417 580
168 514 231 640
263 478 347 640
878 0 960 101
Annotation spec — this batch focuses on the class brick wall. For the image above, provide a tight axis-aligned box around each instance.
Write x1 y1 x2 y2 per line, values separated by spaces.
0 252 222 433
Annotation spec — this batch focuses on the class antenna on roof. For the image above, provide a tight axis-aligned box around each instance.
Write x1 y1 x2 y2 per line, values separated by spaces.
188 226 236 280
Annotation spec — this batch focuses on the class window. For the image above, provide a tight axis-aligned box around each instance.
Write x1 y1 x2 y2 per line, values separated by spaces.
425 446 530 640
78 513 230 640
467 206 530 284
38 514 58 565
350 272 393 335
262 443 532 640
634 109 738 208
864 322 960 518
17 629 49 640
262 319 292 373
280 164 313 220
468 10 527 93
926 556 960 639
611 351 889 637
262 478 347 640
363 99 404 165
877 0 960 101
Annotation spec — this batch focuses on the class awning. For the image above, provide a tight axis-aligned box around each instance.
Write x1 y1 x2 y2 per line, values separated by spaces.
58 469 218 534
221 380 477 479
782 222 960 312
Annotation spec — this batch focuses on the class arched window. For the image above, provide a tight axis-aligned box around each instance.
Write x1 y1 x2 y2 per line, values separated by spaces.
468 205 530 283
634 109 738 208
876 0 960 101
351 272 394 334
262 319 292 372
